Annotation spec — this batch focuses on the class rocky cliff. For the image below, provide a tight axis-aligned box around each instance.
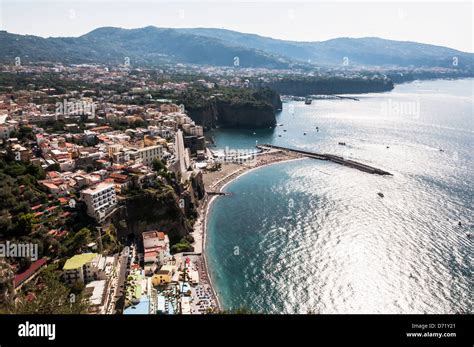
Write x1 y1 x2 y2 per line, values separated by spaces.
111 187 192 244
184 88 282 129
267 77 394 96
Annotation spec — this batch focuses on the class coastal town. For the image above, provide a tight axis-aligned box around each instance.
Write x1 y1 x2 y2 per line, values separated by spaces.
0 34 471 318
0 2 472 345
0 62 303 315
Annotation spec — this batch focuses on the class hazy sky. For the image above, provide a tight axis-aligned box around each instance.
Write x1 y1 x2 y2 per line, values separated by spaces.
1 1 473 52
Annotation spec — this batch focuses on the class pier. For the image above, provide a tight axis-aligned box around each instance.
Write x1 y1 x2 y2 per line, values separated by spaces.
207 191 232 196
257 144 393 176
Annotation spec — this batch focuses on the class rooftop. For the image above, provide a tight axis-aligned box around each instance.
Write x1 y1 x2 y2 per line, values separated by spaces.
142 230 163 240
85 280 107 305
81 182 115 195
63 253 98 270
13 258 47 288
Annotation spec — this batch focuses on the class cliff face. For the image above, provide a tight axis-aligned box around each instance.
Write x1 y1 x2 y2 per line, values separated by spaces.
215 102 276 128
185 88 282 129
268 78 394 96
186 102 218 129
112 189 191 244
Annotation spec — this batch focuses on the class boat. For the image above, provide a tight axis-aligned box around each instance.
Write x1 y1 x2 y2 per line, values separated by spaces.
303 132 307 135
338 142 346 146
305 97 312 105
377 192 384 198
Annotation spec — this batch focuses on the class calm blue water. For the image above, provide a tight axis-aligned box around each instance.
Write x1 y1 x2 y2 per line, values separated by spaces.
205 79 473 314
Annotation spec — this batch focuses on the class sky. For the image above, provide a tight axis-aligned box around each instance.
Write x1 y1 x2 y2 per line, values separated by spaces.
0 0 473 52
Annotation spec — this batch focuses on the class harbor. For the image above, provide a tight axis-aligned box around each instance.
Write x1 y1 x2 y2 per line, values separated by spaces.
257 144 393 176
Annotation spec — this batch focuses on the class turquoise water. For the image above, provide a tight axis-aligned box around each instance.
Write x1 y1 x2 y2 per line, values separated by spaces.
205 79 473 314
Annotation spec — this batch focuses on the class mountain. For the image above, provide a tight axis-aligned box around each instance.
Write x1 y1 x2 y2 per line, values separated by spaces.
1 26 472 70
178 28 474 70
0 27 289 68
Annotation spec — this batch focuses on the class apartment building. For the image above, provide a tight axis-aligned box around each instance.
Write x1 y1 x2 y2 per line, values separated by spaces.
63 253 116 285
142 231 169 275
128 145 163 166
81 182 117 221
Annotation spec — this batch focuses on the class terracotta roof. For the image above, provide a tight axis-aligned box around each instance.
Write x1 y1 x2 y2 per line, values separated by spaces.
42 182 59 190
13 258 47 288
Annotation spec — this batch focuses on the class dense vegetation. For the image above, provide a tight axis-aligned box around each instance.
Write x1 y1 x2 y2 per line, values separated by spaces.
0 153 109 271
2 265 90 314
267 75 394 96
0 28 288 68
2 27 473 70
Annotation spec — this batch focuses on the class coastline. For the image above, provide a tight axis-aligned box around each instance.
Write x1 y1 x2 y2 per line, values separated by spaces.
197 149 305 311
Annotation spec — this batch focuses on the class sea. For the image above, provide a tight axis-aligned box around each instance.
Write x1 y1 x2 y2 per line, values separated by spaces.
205 79 473 314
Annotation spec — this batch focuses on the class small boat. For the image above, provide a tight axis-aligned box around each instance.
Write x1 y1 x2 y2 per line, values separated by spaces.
278 135 282 137
303 132 307 135
386 146 390 149
283 129 287 132
377 192 384 198
338 142 346 146
305 97 312 105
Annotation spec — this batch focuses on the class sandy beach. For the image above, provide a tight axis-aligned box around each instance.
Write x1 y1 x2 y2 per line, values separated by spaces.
191 149 304 312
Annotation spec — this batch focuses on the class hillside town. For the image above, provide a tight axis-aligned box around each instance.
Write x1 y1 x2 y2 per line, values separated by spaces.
0 63 241 314
0 61 450 315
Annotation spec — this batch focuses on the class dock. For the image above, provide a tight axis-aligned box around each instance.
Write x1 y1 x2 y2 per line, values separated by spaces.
207 191 232 196
257 144 393 176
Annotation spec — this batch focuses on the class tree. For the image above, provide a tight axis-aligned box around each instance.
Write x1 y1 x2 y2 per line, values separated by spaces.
46 162 60 172
64 227 92 254
152 158 166 172
25 163 46 180
10 265 89 314
133 119 146 128
14 213 36 236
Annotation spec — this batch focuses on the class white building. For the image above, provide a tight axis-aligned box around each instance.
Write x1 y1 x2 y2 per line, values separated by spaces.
63 253 116 286
81 182 117 221
128 145 163 166
85 280 110 314
143 231 167 249
142 231 169 275
0 117 18 140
